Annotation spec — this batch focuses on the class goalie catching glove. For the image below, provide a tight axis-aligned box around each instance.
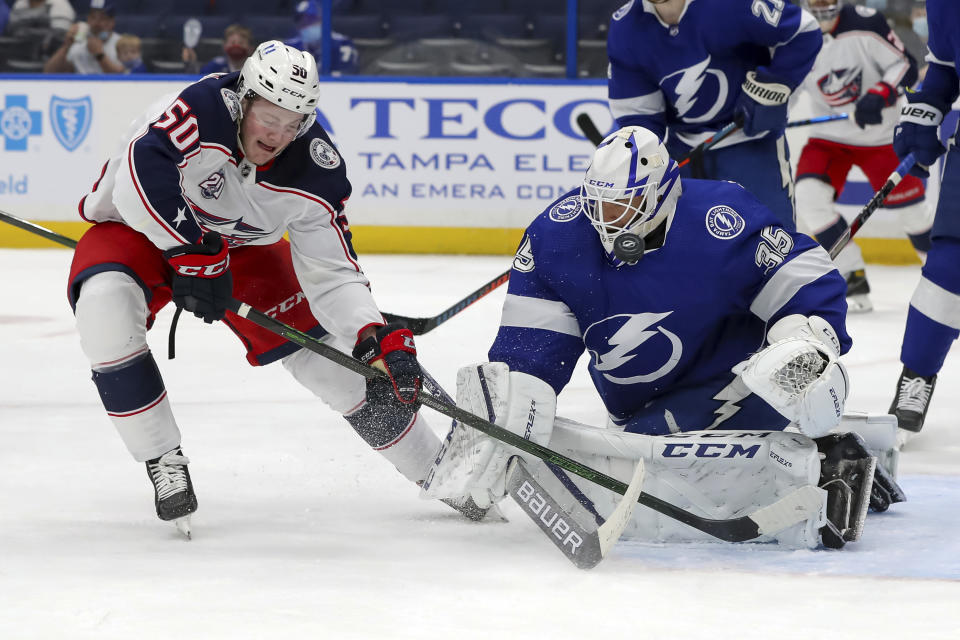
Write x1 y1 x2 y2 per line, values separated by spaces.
353 322 421 407
733 315 848 438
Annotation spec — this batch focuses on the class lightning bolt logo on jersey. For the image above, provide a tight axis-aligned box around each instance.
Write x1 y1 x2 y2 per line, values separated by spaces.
662 56 729 124
584 312 682 384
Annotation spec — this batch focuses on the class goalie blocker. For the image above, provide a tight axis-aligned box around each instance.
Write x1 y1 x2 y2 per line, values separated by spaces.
423 362 905 550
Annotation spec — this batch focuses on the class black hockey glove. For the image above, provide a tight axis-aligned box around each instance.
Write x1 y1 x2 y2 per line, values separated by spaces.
854 82 896 129
353 323 421 408
163 232 233 324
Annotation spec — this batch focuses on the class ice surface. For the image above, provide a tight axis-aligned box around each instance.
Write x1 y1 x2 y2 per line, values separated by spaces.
1 251 958 639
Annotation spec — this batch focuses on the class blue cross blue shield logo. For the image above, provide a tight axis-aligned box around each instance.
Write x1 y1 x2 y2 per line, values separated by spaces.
50 96 92 152
0 95 43 151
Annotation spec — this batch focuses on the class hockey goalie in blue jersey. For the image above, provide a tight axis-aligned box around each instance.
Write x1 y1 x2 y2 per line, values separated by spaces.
607 0 824 229
423 127 905 549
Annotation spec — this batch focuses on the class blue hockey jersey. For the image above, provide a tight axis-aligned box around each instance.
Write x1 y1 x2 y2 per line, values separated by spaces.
489 179 851 431
607 0 821 149
917 0 960 112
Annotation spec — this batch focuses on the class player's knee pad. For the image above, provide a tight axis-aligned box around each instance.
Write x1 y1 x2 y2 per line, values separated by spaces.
898 200 933 236
734 315 848 438
420 362 556 505
795 178 839 235
282 343 365 414
74 271 149 366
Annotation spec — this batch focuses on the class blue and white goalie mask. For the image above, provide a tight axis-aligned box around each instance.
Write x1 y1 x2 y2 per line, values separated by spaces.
580 127 681 262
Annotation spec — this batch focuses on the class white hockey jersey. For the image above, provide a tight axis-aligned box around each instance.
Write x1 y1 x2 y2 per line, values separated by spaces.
79 71 383 340
797 5 917 147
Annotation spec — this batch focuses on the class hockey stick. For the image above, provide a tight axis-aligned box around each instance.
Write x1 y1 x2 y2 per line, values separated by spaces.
227 297 823 543
0 209 501 336
381 269 511 335
574 112 847 149
420 371 645 569
827 153 917 259
0 210 78 248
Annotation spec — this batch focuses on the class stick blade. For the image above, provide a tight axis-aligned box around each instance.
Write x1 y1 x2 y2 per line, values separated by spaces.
750 485 826 536
597 458 644 556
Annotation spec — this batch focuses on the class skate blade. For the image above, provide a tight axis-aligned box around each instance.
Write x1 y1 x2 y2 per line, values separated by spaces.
896 428 918 450
174 515 192 540
846 294 873 314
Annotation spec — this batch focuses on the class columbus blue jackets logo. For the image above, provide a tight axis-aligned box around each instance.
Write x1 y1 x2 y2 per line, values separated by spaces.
661 56 728 124
817 68 862 107
199 170 225 199
310 138 341 169
549 195 581 222
190 202 273 246
584 312 682 384
49 96 91 152
705 205 744 239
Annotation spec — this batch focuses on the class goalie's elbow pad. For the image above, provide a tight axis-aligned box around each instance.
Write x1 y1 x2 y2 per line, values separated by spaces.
734 315 848 437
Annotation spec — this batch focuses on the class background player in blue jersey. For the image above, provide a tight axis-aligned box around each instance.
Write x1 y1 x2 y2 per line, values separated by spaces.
424 127 903 548
66 41 470 536
285 0 359 76
887 0 960 439
607 0 823 230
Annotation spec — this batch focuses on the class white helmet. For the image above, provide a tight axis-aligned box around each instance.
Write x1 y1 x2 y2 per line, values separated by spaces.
580 126 681 265
237 40 321 136
803 0 841 23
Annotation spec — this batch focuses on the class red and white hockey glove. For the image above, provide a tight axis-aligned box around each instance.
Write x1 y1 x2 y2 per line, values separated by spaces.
163 231 233 324
353 323 421 406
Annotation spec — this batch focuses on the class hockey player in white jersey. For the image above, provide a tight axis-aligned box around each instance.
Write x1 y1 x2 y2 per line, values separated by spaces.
795 0 930 313
67 41 470 535
423 127 905 549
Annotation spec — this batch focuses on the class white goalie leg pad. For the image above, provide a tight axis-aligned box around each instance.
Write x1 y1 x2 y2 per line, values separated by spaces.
549 419 827 548
420 363 556 505
734 315 848 438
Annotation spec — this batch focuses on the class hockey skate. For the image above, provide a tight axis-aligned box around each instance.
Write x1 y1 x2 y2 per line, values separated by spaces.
816 433 877 549
844 269 873 313
888 366 937 442
145 447 198 538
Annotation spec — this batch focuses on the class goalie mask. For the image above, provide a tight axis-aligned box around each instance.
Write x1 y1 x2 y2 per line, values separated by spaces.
236 40 321 138
580 126 681 266
803 0 841 23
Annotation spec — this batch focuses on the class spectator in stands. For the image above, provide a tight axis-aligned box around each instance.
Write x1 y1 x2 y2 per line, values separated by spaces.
42 0 122 74
183 23 253 75
286 0 358 75
7 0 75 34
116 33 147 74
0 2 10 36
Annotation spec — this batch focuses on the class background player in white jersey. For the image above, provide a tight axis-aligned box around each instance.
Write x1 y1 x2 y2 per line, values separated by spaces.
887 0 960 439
425 127 904 549
607 0 823 229
794 0 928 313
66 41 472 535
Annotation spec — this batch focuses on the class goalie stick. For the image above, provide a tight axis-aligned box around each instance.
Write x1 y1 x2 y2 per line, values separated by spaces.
0 209 495 336
419 371 645 569
226 297 824 544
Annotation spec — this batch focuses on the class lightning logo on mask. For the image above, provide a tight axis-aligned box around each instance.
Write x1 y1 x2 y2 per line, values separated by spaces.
584 312 682 384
